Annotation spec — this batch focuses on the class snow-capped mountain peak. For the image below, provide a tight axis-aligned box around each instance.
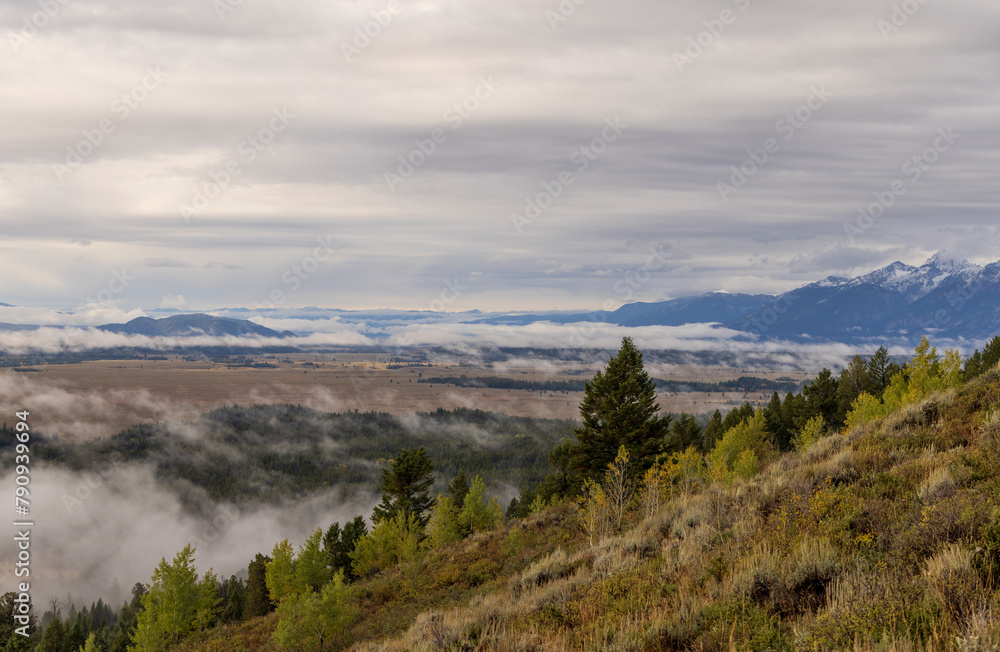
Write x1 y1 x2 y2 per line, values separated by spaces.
848 254 981 302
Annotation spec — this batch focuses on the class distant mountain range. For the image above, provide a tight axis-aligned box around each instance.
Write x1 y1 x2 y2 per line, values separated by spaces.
98 314 293 338
727 254 998 343
470 254 999 344
472 292 774 328
2 254 996 346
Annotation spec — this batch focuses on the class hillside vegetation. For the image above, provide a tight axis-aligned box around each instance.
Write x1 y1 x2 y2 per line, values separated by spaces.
162 369 996 650
168 340 1000 651
12 337 1000 651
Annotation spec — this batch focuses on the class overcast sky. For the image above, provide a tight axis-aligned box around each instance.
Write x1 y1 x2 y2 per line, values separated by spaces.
1 0 997 315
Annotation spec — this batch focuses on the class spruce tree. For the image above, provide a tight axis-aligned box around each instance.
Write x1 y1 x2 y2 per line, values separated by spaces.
336 517 367 582
702 409 724 451
38 619 64 652
572 337 669 479
803 368 839 425
666 413 702 453
323 523 342 572
867 346 893 397
217 576 245 624
982 335 1000 371
446 471 470 506
371 447 435 528
764 392 790 451
964 349 983 380
244 554 274 619
721 402 755 432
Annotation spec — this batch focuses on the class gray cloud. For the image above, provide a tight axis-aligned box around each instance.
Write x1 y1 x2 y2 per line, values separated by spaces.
0 0 996 312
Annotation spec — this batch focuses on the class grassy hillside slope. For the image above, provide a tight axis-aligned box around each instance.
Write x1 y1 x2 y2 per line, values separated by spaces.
172 367 1000 651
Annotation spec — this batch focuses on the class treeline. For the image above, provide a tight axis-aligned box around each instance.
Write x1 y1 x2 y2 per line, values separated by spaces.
0 346 301 368
655 375 800 394
418 375 800 394
511 335 1000 513
11 406 575 511
418 376 584 392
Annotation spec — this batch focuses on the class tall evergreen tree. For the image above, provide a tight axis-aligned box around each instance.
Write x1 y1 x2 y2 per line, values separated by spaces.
666 413 702 454
571 337 669 479
371 448 435 528
721 402 755 432
446 471 470 507
244 554 274 619
837 355 870 424
323 523 342 572
803 368 839 425
963 348 984 381
702 409 724 451
108 585 145 652
217 575 245 624
38 619 64 652
336 517 368 582
867 346 894 397
764 392 791 451
0 594 17 648
781 391 808 434
982 335 1000 371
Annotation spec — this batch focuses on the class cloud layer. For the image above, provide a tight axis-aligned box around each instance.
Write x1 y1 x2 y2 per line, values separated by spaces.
1 0 996 312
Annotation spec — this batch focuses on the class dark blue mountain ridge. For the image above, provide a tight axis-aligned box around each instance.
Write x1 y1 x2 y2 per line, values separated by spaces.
611 292 775 327
726 254 992 343
98 314 293 338
471 292 775 327
726 282 909 341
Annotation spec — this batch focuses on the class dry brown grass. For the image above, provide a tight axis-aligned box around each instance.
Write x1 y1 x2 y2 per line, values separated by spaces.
5 354 806 439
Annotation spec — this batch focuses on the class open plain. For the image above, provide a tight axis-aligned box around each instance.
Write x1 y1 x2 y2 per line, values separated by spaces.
1 351 815 439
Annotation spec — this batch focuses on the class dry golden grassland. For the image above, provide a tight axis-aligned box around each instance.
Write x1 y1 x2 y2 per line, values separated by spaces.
6 352 811 438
